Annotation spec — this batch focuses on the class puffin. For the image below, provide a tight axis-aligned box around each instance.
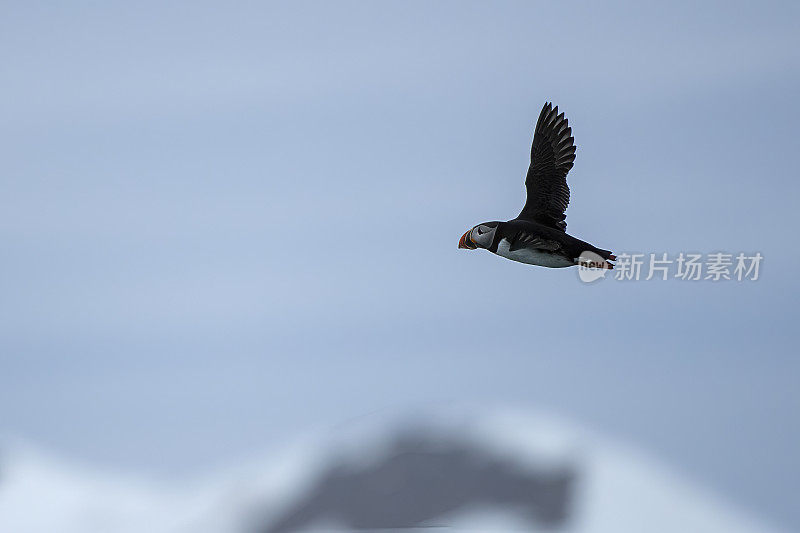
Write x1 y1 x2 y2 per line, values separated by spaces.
458 102 616 269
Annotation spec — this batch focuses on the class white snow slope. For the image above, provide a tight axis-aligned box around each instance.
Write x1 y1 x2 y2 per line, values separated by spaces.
0 409 786 533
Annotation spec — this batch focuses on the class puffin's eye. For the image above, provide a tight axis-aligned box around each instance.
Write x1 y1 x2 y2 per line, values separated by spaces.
476 226 486 235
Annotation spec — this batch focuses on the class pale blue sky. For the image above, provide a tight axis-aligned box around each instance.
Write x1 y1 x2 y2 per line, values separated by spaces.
1 1 799 529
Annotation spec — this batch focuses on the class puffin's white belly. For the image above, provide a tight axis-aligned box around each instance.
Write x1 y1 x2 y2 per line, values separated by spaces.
495 239 574 268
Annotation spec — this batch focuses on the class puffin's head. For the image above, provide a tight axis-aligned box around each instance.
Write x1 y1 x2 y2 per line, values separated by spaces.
458 222 499 250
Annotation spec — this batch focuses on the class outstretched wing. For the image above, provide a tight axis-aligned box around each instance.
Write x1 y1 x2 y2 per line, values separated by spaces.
517 102 576 231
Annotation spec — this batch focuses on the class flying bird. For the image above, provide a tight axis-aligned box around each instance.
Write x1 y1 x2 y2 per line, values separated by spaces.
459 102 615 269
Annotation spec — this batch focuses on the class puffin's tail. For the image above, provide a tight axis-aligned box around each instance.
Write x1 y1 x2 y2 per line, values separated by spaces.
598 248 616 269
595 248 615 260
577 248 616 269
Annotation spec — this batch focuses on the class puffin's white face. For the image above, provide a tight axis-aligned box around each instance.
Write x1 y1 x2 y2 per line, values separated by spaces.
458 222 499 250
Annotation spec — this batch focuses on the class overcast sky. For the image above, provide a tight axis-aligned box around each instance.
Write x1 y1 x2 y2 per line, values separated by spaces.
1 1 799 530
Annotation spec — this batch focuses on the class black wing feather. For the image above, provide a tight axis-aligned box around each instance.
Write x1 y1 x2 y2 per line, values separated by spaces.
517 102 576 231
507 232 562 252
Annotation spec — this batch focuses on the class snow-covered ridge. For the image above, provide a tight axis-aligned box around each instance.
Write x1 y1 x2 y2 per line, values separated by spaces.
0 408 785 533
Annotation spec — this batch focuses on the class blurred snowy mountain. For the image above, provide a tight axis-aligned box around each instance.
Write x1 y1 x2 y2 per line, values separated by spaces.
0 409 783 533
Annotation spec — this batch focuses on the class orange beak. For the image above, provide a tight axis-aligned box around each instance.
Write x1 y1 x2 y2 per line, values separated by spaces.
458 230 476 249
